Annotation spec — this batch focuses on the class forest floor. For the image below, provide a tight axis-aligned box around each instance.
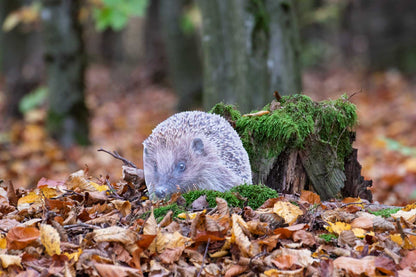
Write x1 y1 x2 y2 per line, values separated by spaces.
1 65 415 206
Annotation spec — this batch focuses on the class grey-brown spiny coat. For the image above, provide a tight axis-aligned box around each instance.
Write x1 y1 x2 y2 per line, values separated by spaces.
143 111 252 199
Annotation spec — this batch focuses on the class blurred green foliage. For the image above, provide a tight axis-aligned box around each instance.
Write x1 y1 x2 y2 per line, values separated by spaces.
92 0 148 31
19 86 48 113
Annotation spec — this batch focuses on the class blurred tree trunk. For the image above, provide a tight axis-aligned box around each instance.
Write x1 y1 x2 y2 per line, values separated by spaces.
197 0 301 113
41 0 89 147
0 0 42 119
100 28 124 65
159 0 202 111
144 0 168 83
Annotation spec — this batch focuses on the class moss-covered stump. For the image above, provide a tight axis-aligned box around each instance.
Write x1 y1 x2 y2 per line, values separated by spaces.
210 94 372 201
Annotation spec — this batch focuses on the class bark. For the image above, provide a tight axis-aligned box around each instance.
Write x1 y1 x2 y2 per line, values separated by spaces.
0 0 42 119
144 0 168 83
159 0 202 110
197 0 301 113
41 0 89 147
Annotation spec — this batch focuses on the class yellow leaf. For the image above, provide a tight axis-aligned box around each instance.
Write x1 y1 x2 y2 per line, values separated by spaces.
40 224 61 256
390 234 403 246
0 254 22 269
64 248 82 262
40 187 59 199
0 235 6 249
17 191 42 210
325 222 351 235
273 201 303 225
351 228 372 238
2 12 20 32
111 200 131 217
177 210 205 220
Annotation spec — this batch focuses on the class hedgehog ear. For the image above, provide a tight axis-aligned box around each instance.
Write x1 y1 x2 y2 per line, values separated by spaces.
192 138 206 156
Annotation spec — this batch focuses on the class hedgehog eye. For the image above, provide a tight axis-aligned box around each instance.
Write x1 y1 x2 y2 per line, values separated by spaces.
176 162 186 172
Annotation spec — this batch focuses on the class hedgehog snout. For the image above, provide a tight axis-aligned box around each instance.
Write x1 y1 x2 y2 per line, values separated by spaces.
155 187 167 198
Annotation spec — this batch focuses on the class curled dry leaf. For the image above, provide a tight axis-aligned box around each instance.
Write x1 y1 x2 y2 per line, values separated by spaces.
338 230 358 247
273 201 303 225
0 254 22 269
292 230 316 247
111 200 131 217
224 264 248 277
391 208 416 224
143 209 158 235
40 224 61 256
94 263 142 277
333 256 376 276
159 246 185 264
300 190 321 205
216 197 229 215
231 214 260 257
66 170 108 192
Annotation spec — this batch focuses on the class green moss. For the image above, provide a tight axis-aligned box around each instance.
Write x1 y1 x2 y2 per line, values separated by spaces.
182 190 243 208
182 184 278 210
209 102 241 122
319 233 338 242
152 203 186 222
230 184 278 209
210 94 357 168
368 207 401 218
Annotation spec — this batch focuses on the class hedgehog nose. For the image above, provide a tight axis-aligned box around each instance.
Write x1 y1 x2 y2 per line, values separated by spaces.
155 187 166 198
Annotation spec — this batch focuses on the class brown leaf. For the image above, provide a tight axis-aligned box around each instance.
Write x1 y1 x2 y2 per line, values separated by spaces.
300 190 321 205
293 230 316 247
94 263 142 277
159 246 185 264
224 264 248 277
333 256 376 276
274 224 307 239
6 226 40 250
272 255 297 270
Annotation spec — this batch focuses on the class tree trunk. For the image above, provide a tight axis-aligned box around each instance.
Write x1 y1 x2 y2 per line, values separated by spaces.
159 0 202 111
211 95 372 201
0 0 42 119
197 0 301 113
41 0 89 147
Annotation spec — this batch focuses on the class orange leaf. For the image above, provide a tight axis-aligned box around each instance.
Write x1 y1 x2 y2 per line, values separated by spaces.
224 264 248 277
300 190 321 205
6 226 40 250
272 255 297 270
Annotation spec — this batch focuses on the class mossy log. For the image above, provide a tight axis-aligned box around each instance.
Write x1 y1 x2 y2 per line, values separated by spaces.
210 95 372 201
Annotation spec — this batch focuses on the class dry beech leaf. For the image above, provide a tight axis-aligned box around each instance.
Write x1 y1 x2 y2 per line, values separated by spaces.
300 190 321 205
224 264 248 277
216 197 229 215
0 254 22 269
333 256 376 276
280 248 315 268
391 208 416 224
66 170 108 192
274 224 307 239
159 246 185 264
272 254 297 270
111 199 131 217
293 230 316 247
273 201 303 225
231 214 259 257
6 226 40 250
325 221 351 235
338 230 357 247
143 209 158 235
40 224 61 256
94 263 142 277
93 226 139 245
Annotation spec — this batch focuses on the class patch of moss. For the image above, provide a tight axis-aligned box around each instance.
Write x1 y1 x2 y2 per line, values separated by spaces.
209 102 241 122
182 190 243 208
230 184 278 209
368 207 401 218
319 233 338 242
210 94 357 167
153 203 186 222
182 184 278 210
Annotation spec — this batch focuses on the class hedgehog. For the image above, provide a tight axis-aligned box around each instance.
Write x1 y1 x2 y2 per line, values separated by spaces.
143 111 252 199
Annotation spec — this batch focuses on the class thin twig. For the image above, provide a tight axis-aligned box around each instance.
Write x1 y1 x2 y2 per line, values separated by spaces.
197 238 211 277
97 148 137 168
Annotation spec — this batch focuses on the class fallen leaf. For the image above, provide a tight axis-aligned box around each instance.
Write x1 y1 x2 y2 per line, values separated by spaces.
40 224 61 256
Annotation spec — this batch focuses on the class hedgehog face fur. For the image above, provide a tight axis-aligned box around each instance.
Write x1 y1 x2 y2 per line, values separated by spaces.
143 111 252 199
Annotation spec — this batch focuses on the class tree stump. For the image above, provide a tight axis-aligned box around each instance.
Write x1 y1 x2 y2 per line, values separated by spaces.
210 94 372 201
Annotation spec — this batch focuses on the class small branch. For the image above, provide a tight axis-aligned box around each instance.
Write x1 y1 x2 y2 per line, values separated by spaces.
97 148 137 168
197 238 211 277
